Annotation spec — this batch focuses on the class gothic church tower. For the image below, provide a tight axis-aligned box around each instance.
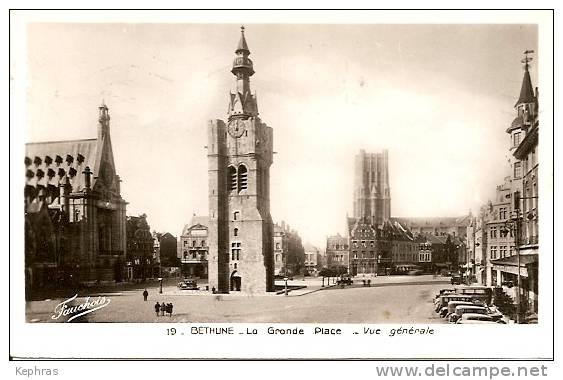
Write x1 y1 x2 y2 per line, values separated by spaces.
353 149 391 227
207 27 274 293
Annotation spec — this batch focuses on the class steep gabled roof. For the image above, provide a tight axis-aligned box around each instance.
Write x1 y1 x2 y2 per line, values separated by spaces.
25 138 98 193
515 66 535 107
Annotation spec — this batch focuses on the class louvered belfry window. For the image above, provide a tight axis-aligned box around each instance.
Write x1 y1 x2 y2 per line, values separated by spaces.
228 166 237 191
238 164 248 192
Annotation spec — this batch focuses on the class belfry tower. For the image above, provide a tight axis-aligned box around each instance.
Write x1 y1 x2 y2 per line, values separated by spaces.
207 27 274 294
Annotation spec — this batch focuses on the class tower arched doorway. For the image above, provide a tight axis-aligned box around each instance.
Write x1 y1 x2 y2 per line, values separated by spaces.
230 270 241 291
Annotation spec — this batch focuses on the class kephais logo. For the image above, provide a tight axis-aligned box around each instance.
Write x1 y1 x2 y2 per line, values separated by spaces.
51 294 111 322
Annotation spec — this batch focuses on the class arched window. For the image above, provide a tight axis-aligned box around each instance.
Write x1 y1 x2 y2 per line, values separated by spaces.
228 166 237 191
234 228 238 237
233 211 240 221
238 164 248 192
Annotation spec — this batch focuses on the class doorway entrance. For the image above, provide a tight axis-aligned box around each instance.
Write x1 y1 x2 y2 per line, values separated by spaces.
230 271 241 291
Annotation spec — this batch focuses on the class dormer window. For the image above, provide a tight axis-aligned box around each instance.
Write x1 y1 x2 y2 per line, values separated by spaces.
55 155 63 166
44 156 53 166
68 167 77 177
25 157 32 167
57 168 66 177
33 156 42 166
66 155 74 165
77 153 85 164
47 168 56 178
36 169 45 179
26 169 34 179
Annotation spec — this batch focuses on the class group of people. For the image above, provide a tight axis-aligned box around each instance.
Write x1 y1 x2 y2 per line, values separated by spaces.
155 302 174 317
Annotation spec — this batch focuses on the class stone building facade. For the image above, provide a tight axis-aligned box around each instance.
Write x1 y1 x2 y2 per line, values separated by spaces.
207 27 274 293
348 217 379 275
325 234 349 271
303 243 322 275
179 215 209 278
157 232 179 276
125 214 157 280
24 103 127 295
489 55 539 314
273 222 305 277
353 149 391 227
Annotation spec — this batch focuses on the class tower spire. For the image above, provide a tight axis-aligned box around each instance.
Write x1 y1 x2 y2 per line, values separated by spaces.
228 26 258 120
236 25 250 54
515 50 535 107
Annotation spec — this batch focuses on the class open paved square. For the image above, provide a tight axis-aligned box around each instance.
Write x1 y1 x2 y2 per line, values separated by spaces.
26 275 450 323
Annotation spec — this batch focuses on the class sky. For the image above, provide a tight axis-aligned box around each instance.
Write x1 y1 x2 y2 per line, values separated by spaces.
24 23 538 248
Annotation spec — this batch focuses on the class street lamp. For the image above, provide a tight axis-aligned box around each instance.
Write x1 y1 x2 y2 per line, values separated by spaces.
158 277 163 294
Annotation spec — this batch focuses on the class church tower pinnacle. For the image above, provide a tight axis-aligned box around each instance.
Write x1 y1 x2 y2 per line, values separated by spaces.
228 26 258 120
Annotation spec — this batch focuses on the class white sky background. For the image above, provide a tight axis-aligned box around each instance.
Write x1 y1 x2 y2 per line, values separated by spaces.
25 23 538 248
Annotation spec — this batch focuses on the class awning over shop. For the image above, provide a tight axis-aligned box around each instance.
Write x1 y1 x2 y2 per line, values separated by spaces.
490 254 538 277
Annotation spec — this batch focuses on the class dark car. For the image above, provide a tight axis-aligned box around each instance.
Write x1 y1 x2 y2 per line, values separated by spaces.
408 269 424 276
337 275 353 285
451 274 463 285
178 279 199 290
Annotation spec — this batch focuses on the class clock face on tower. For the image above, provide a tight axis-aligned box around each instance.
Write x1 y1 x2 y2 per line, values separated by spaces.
228 119 246 138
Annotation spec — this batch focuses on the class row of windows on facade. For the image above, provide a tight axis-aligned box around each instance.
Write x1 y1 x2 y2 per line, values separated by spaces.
489 245 514 260
488 226 514 239
419 253 431 262
127 258 152 266
183 251 206 260
25 154 85 168
183 240 206 247
228 165 248 193
330 244 349 250
330 254 346 262
352 240 375 248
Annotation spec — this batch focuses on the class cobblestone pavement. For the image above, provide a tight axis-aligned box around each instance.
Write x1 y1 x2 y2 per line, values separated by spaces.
26 275 449 323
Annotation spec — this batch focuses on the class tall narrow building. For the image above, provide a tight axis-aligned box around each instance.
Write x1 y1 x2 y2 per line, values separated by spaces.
353 149 391 226
207 27 274 293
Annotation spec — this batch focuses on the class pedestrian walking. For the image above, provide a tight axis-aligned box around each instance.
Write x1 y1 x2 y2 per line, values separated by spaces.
161 302 166 316
168 303 173 317
154 302 160 317
143 289 149 301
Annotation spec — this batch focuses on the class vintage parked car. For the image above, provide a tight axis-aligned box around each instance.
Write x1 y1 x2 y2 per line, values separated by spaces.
408 269 424 276
450 274 464 285
455 313 498 324
435 294 484 312
178 278 199 290
455 285 493 304
449 305 488 323
443 301 479 318
337 275 353 285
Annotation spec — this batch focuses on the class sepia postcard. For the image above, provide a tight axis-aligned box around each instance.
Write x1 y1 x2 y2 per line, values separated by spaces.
9 9 555 360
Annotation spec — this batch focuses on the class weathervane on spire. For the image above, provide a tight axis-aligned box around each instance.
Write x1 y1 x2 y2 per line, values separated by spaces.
522 49 534 69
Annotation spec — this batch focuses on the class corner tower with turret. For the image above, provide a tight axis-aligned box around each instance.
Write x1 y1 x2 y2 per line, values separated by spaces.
507 51 538 199
207 27 274 294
